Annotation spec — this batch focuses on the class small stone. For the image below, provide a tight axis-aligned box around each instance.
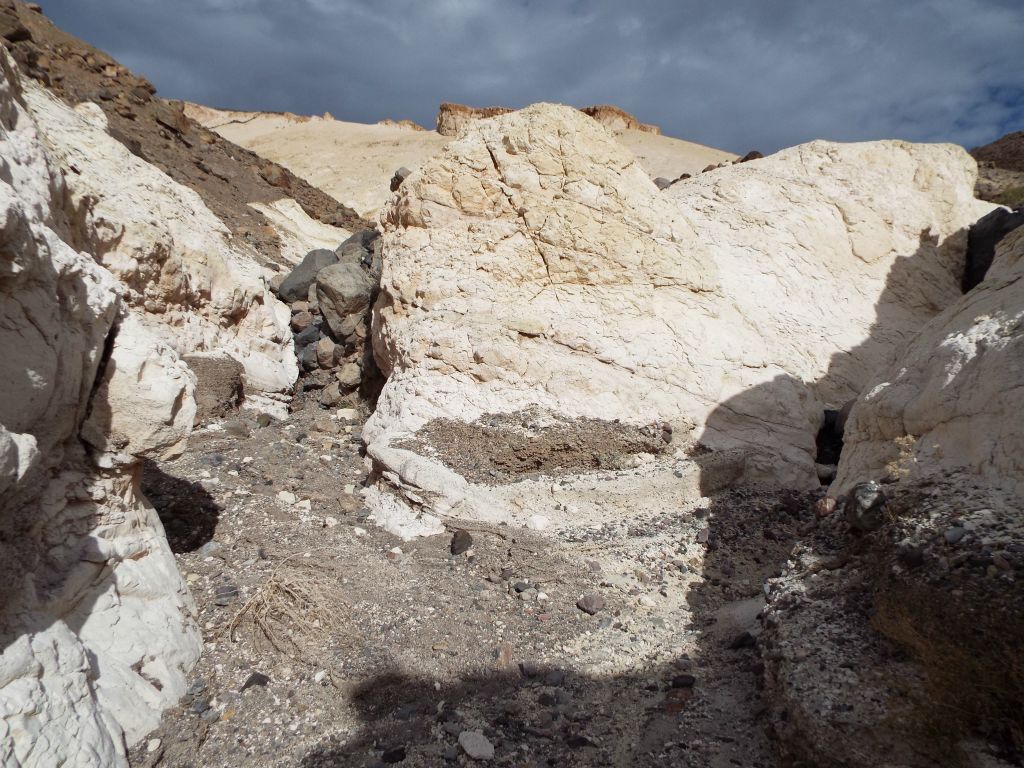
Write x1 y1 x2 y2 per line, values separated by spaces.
944 526 967 544
496 643 514 669
291 300 310 313
382 746 407 763
544 669 565 686
353 527 367 537
323 516 339 528
390 166 412 191
315 337 336 369
223 418 250 437
314 416 341 435
190 696 211 715
336 362 362 389
290 310 313 332
577 593 605 615
695 527 710 544
450 529 473 555
213 584 240 606
240 671 271 692
729 631 756 650
336 407 359 420
815 463 838 483
671 673 696 688
256 412 273 428
566 734 593 749
146 739 161 753
458 731 494 760
845 481 888 533
200 708 220 723
585 559 602 573
526 514 550 531
813 497 837 518
197 541 221 557
277 490 297 505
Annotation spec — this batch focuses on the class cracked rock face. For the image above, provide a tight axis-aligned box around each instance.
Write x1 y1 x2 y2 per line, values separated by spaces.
0 50 200 767
364 103 991 536
835 224 1024 496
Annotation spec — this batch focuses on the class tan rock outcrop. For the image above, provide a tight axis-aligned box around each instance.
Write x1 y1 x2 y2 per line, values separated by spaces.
364 103 991 536
377 118 427 131
0 50 200 766
436 102 513 136
579 104 660 134
833 223 1024 496
437 101 661 138
22 76 297 393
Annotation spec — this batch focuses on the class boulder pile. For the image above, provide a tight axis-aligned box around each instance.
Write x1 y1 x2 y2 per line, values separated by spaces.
272 229 385 406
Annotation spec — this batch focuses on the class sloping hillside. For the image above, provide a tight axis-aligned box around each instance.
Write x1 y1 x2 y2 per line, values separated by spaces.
185 104 737 218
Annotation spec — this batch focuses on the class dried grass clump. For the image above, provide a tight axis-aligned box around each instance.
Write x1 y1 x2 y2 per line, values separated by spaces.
224 551 354 665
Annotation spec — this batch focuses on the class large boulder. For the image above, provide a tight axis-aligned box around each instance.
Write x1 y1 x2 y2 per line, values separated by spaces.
316 261 376 338
277 247 338 303
364 103 991 536
0 50 199 766
833 224 1024 496
20 75 296 393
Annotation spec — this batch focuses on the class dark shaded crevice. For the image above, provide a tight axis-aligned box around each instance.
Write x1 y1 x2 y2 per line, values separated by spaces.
963 206 1024 292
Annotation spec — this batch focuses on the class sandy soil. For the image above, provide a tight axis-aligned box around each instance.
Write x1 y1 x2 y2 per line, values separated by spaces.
126 391 815 768
185 106 736 219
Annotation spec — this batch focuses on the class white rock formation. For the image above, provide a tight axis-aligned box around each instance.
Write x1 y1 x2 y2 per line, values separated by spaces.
834 223 1024 495
0 52 200 766
22 78 296 393
364 103 991 535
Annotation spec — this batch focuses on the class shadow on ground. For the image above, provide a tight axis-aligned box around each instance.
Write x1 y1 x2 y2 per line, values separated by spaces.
295 229 978 767
141 458 221 553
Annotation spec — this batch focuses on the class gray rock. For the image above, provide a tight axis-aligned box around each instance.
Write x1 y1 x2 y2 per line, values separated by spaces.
336 229 382 276
458 731 494 761
944 526 967 544
239 671 270 692
293 322 321 348
576 593 605 615
213 584 240 606
277 248 339 303
316 262 376 338
390 167 412 192
450 529 473 555
844 481 888 533
653 177 672 190
336 362 362 389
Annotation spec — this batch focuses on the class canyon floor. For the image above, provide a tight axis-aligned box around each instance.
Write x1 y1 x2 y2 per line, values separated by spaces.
128 396 814 768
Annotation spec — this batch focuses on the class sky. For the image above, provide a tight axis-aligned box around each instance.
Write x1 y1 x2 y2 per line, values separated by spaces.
41 0 1024 154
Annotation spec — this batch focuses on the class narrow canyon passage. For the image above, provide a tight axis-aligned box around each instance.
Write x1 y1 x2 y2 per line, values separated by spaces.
132 400 811 767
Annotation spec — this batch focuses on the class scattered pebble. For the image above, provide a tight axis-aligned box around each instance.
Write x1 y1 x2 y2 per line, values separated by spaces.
458 730 494 761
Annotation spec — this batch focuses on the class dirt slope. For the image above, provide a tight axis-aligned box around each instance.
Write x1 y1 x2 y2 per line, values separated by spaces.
1 0 368 265
971 129 1024 206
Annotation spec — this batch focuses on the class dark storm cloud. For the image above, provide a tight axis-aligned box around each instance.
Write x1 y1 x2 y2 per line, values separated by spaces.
41 0 1024 152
